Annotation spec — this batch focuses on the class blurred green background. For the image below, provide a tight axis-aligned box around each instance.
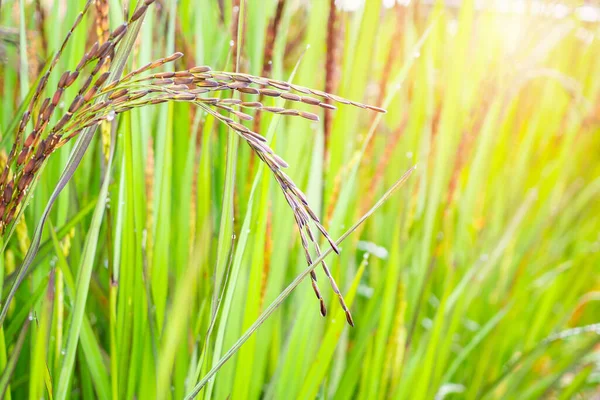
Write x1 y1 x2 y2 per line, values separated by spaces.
0 0 599 398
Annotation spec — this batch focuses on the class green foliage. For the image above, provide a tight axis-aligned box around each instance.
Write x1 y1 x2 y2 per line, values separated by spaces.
0 0 599 399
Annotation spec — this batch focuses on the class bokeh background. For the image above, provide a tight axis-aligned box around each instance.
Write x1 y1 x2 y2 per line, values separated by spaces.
0 0 599 399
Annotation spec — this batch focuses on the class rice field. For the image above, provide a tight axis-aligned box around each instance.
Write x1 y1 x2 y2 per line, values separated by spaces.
0 0 599 399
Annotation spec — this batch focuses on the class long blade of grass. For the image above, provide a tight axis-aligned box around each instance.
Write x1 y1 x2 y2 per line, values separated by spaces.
208 40 309 400
203 3 246 398
185 165 415 399
0 314 31 400
47 223 111 400
17 0 29 102
297 256 368 399
54 117 116 400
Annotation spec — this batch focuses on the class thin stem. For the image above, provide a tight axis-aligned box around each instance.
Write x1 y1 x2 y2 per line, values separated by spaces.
184 165 416 399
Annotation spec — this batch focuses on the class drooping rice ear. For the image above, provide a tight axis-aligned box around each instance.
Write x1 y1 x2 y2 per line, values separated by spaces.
0 0 384 327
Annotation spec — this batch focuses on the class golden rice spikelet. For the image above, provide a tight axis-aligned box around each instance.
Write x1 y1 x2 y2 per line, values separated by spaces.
60 227 76 256
4 249 16 314
15 215 30 255
0 150 7 171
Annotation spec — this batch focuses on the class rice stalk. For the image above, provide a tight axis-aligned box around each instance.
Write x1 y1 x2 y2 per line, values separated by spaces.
1 0 385 325
361 112 409 214
252 0 286 134
324 0 341 154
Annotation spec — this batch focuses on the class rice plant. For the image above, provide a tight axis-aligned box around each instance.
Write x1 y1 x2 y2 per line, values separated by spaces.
0 0 599 399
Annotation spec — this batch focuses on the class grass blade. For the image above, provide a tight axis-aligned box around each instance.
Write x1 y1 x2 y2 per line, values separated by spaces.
185 166 415 399
0 314 31 400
